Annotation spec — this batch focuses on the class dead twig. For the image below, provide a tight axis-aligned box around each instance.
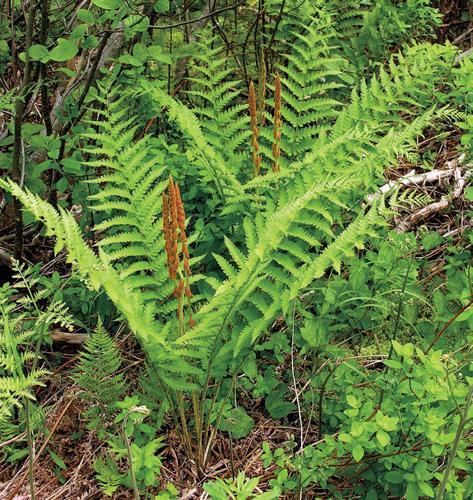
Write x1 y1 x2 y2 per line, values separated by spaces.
395 160 471 233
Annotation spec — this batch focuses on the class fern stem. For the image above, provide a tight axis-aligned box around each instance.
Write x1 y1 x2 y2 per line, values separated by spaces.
199 261 267 458
15 265 53 500
248 81 261 176
191 392 204 476
204 376 237 456
122 411 140 500
24 398 35 500
201 150 226 201
177 392 194 461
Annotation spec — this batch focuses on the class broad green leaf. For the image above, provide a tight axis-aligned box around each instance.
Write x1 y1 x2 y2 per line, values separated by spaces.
422 232 443 251
464 186 473 201
57 67 76 77
154 0 169 12
431 443 443 456
391 340 403 356
29 44 49 61
61 158 82 175
376 430 390 447
265 389 295 419
338 432 352 443
419 481 434 498
124 15 149 33
77 9 95 24
346 394 361 408
83 35 99 49
456 306 473 322
300 318 328 348
384 359 403 369
352 443 364 462
71 24 88 40
118 54 142 67
218 407 254 439
92 0 121 9
49 39 78 62
385 471 405 484
56 176 68 194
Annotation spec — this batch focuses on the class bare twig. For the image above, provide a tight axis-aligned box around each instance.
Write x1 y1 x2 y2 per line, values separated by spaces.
396 199 450 232
426 298 473 354
150 0 246 29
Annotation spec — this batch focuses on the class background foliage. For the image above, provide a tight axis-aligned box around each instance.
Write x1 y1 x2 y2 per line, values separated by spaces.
0 0 472 498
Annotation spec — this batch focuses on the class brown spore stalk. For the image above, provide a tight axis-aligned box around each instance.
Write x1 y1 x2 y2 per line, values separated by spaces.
162 176 194 329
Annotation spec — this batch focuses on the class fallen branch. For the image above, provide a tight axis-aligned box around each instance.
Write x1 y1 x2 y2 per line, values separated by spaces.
396 199 449 232
50 331 89 344
367 154 467 203
442 223 473 238
0 246 13 266
395 163 470 232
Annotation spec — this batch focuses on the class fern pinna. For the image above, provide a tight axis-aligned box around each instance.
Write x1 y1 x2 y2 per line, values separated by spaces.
82 85 175 315
186 41 250 170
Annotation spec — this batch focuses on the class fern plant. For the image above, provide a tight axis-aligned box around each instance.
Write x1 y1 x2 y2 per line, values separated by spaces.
0 263 74 421
0 262 74 498
0 35 461 479
93 454 125 497
73 323 127 435
0 283 47 421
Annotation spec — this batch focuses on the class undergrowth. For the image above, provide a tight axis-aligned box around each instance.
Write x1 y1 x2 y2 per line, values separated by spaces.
0 0 471 498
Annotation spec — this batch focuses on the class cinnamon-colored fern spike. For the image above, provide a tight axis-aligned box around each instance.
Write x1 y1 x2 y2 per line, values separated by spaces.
163 176 195 327
248 80 261 177
272 72 282 173
175 184 191 279
174 184 194 327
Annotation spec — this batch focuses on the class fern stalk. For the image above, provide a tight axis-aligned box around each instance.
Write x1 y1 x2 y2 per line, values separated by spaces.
122 406 150 500
272 72 282 172
24 400 35 500
248 81 262 176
